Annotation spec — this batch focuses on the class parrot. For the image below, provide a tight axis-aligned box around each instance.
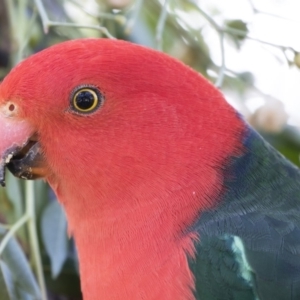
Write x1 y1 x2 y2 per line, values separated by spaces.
0 38 300 300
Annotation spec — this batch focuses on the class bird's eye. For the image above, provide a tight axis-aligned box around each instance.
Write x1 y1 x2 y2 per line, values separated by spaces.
71 86 103 114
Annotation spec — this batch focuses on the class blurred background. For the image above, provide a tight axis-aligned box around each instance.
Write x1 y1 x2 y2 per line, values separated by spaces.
0 0 299 299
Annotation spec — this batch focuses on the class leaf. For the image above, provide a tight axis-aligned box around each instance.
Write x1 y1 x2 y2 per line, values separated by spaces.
1 236 41 299
34 180 49 216
6 172 23 219
226 19 248 39
0 262 10 300
225 19 248 49
1 260 38 300
41 200 68 278
294 52 300 69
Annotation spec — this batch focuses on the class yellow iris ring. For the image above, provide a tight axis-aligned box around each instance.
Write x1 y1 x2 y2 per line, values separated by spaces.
73 88 99 112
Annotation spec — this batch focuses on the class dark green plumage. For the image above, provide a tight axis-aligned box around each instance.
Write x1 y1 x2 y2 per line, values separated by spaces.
191 235 257 300
190 124 300 300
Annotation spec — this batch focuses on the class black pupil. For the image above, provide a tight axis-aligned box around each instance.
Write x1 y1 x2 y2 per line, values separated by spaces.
76 91 95 110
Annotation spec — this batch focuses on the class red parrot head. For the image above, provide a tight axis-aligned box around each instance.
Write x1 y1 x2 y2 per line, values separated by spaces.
0 39 244 299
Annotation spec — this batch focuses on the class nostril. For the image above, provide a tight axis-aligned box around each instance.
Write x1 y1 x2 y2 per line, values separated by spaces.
8 104 15 112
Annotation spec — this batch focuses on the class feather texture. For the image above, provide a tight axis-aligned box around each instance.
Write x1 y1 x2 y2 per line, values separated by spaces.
0 39 300 300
